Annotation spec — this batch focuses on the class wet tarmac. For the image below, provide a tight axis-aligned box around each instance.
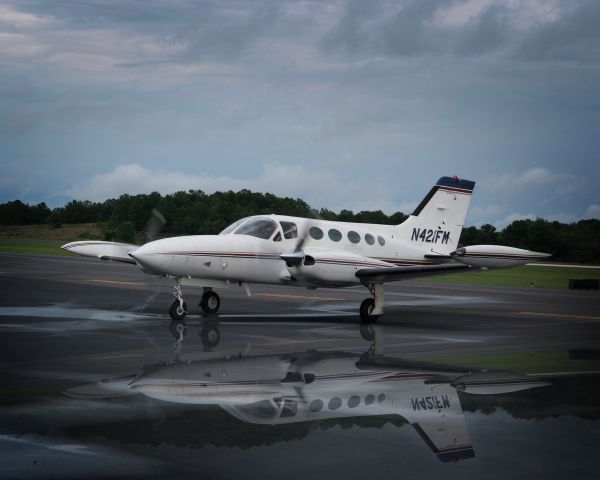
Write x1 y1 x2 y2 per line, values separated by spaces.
1 253 599 479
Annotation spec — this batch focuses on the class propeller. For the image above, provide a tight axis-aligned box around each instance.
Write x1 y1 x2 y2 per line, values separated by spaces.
144 208 166 243
280 222 312 267
279 356 315 402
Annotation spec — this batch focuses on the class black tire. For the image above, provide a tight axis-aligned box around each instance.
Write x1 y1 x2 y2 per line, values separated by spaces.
169 300 187 320
200 326 221 348
359 322 376 341
169 319 188 339
359 298 378 324
200 291 221 315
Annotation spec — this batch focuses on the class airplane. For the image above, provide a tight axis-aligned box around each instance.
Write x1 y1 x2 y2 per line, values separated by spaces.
64 344 549 462
61 176 550 323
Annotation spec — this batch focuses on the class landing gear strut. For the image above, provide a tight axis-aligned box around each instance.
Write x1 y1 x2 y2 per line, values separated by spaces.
199 288 220 315
359 283 384 324
169 281 187 321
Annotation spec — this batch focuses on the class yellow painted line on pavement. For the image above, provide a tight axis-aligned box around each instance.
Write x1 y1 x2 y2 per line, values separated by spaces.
88 279 146 286
255 337 346 347
88 352 146 360
254 293 341 301
514 311 600 322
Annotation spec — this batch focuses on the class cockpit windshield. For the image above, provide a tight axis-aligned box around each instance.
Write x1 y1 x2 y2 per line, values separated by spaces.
234 217 277 240
220 217 251 235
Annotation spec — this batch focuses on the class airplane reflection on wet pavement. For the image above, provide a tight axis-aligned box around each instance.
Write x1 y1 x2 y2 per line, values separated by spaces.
65 322 549 463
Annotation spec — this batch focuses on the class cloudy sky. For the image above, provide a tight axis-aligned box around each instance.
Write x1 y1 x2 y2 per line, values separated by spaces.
1 0 599 227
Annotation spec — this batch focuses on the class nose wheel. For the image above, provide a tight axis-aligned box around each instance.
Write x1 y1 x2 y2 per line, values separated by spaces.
169 282 188 320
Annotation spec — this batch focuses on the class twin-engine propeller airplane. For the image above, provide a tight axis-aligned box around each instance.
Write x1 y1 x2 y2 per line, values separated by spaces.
64 346 549 462
62 176 549 323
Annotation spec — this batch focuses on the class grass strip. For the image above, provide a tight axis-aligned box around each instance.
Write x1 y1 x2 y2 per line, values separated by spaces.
0 240 70 256
418 265 600 290
422 349 600 375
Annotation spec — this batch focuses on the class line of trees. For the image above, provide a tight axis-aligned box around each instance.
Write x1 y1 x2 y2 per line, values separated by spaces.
1 191 599 263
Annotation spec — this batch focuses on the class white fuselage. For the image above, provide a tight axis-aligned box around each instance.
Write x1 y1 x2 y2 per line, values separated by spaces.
130 215 435 287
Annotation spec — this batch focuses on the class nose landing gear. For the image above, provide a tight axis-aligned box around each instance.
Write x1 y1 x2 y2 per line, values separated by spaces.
168 282 221 320
169 282 187 321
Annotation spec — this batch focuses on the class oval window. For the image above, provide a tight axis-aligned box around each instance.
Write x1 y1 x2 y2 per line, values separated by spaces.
328 229 342 242
377 393 386 403
377 236 385 246
365 234 375 245
347 231 360 244
348 395 360 408
328 397 342 410
309 399 324 412
365 394 375 405
309 226 324 240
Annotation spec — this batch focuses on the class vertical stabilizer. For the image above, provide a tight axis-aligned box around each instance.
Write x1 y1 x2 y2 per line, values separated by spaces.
398 176 475 255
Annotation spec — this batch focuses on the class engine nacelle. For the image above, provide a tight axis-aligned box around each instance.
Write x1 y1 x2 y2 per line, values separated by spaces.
286 247 391 285
451 245 550 269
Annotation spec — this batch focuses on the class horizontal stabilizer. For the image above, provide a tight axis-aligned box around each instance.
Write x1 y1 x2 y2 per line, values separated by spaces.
452 245 550 269
62 241 140 265
451 371 550 394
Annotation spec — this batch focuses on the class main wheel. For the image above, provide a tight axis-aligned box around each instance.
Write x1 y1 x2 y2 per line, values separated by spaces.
359 298 379 324
200 326 221 349
169 300 188 320
359 322 376 341
200 291 221 315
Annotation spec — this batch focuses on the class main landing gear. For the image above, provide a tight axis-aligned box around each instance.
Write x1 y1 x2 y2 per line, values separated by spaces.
359 283 384 324
169 319 221 356
168 281 221 321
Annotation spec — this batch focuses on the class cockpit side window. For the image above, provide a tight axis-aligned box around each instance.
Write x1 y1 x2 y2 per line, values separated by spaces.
273 231 282 242
279 399 298 418
220 217 251 235
280 221 298 240
235 218 277 240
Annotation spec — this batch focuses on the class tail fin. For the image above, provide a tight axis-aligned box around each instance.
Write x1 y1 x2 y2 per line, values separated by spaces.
397 176 475 254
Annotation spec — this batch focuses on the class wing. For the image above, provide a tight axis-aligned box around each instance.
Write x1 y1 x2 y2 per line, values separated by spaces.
355 263 472 283
61 241 139 265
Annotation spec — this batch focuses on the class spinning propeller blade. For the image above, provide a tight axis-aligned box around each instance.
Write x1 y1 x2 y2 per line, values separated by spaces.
144 208 166 242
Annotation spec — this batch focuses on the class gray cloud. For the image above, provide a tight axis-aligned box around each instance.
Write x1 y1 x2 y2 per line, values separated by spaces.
518 0 600 63
455 5 510 56
0 0 599 226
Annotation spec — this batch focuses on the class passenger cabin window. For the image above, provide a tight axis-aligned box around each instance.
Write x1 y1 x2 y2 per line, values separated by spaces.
309 399 323 412
377 235 385 246
348 231 360 244
280 221 298 240
309 226 324 240
365 234 375 245
328 229 342 242
235 218 277 240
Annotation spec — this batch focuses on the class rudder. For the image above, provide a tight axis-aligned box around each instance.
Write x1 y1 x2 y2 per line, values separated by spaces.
398 176 475 254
